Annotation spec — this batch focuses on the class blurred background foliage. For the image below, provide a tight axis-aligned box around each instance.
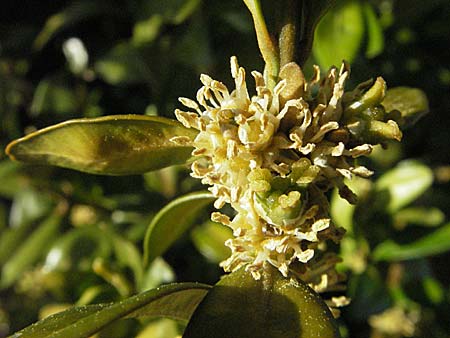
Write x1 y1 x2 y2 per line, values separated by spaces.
0 0 449 337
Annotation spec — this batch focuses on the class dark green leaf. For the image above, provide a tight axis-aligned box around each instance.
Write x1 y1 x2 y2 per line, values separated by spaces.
313 0 364 69
382 87 429 128
184 265 340 338
6 115 198 175
11 283 210 338
1 212 63 289
363 3 384 58
373 222 450 262
143 191 214 266
375 160 433 213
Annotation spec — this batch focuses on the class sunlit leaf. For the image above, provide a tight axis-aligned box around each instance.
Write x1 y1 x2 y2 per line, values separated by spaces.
313 0 364 69
6 115 198 175
375 160 433 213
143 191 214 266
1 212 63 289
363 3 384 58
184 265 339 338
382 87 429 128
11 283 210 338
191 221 232 263
373 222 450 262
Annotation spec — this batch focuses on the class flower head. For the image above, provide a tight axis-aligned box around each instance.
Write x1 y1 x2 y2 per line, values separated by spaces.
174 57 401 293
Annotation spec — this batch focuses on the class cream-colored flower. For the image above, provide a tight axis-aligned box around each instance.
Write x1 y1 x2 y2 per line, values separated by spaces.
175 57 401 294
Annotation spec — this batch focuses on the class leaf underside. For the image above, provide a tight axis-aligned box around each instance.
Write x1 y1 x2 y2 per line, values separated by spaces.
11 282 211 338
6 115 198 175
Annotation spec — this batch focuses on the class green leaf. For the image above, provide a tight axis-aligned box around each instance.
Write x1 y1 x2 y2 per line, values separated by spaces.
43 227 114 273
297 0 337 65
1 212 63 289
136 318 179 338
373 223 450 262
381 87 429 128
313 0 364 69
9 187 54 228
30 77 78 116
184 265 340 338
191 221 232 263
363 3 384 58
6 115 198 175
109 231 144 287
394 207 445 229
375 160 433 213
33 1 113 50
11 283 210 338
140 257 175 292
95 43 153 85
0 160 24 199
143 191 214 266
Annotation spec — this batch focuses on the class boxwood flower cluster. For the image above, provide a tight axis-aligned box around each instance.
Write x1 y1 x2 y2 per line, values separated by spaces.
174 57 402 305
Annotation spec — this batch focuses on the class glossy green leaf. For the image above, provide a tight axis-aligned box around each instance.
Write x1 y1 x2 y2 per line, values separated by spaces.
191 221 232 263
381 87 429 128
6 115 198 175
373 222 450 262
11 283 211 338
143 191 214 266
184 265 340 338
363 3 384 58
375 160 433 213
313 0 364 69
1 212 63 289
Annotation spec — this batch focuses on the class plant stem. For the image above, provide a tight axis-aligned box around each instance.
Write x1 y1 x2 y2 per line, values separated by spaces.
278 0 298 67
242 0 279 88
